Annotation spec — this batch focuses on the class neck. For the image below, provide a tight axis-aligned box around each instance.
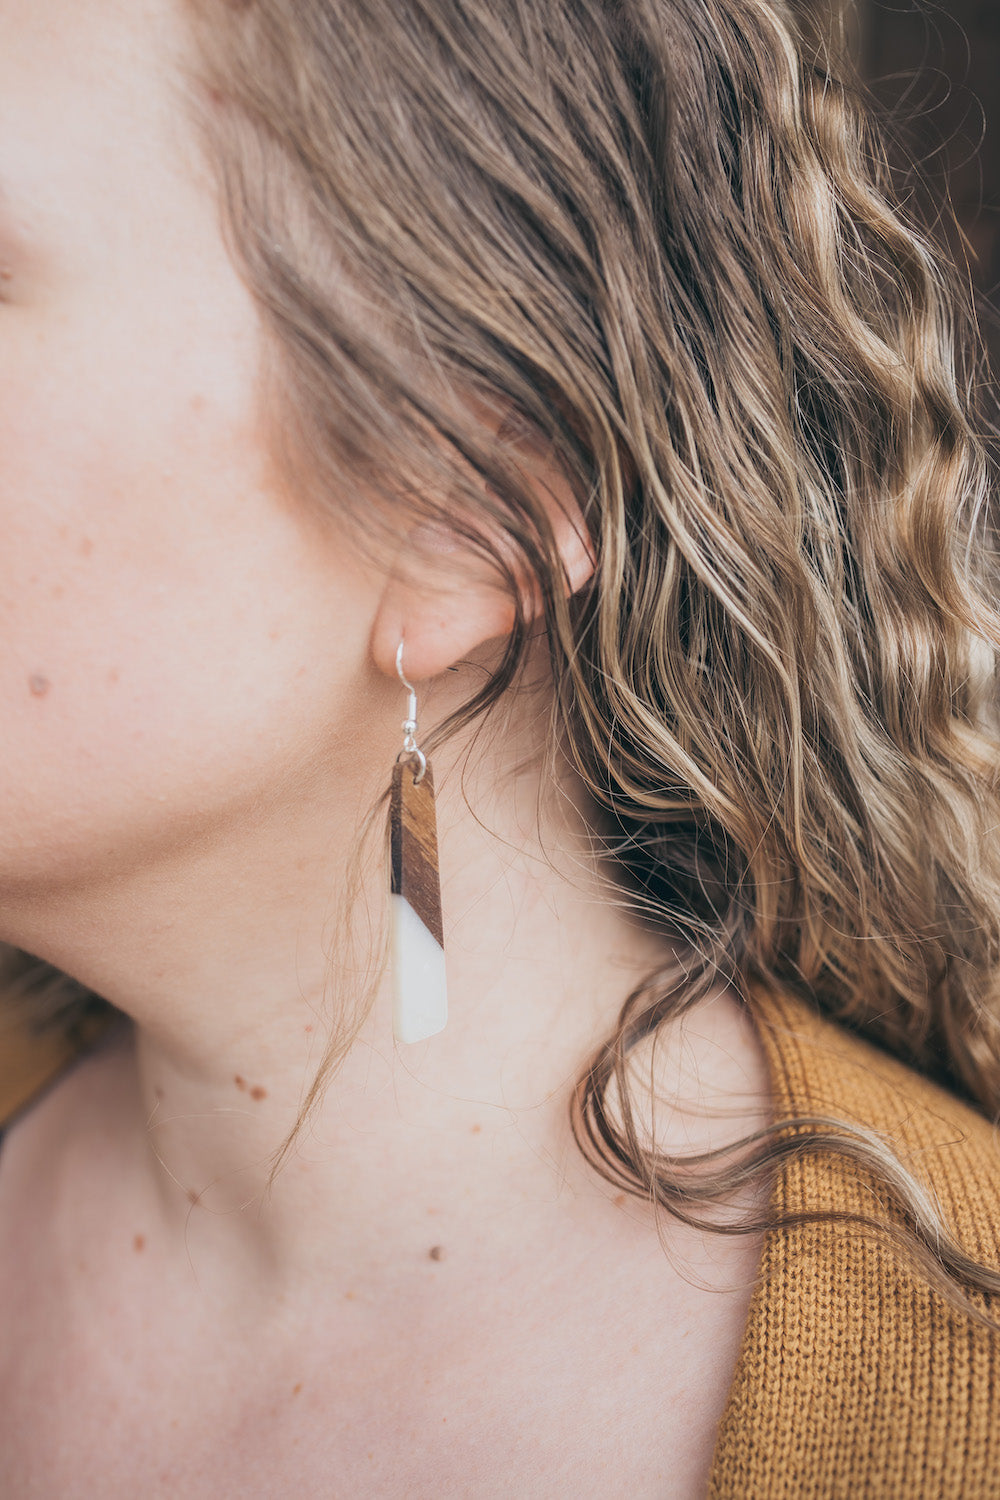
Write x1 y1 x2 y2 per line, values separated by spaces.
5 725 677 1314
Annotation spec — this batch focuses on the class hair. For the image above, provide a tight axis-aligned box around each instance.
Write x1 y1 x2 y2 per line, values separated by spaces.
8 0 1000 1324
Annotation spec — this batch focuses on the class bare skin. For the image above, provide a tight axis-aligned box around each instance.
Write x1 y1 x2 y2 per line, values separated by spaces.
0 989 771 1498
0 0 774 1494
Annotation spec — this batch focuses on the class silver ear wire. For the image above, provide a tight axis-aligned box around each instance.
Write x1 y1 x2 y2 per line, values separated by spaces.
395 641 426 783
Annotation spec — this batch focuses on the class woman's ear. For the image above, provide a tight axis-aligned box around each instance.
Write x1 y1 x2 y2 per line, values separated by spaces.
370 431 595 683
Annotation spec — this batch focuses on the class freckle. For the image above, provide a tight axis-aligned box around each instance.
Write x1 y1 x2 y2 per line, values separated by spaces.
428 1244 445 1262
304 1024 313 1034
28 674 51 698
187 1188 199 1205
250 1085 268 1101
234 1075 247 1091
79 537 94 558
631 1343 641 1355
292 1383 302 1396
190 393 207 414
470 1123 482 1134
612 1192 626 1207
344 1290 356 1301
133 1234 146 1253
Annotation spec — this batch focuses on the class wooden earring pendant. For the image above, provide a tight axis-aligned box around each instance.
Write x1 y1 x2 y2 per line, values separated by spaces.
389 643 447 1044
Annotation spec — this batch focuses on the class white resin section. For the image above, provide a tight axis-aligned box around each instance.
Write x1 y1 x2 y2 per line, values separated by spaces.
390 893 448 1044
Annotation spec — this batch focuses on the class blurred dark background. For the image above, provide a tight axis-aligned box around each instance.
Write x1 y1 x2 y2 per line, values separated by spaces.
817 0 1000 368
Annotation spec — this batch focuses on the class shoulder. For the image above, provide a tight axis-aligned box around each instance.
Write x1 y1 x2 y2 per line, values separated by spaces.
710 985 1000 1498
752 985 1000 1252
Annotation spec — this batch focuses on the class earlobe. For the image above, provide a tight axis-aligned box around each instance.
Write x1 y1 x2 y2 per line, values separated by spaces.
371 578 517 683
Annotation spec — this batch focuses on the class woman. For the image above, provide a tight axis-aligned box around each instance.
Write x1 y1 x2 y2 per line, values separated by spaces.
2 0 1000 1493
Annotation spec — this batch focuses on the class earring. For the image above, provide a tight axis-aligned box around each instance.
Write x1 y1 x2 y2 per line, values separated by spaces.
389 642 447 1044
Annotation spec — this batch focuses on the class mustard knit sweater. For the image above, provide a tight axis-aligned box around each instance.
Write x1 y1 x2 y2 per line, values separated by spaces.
3 988 1000 1496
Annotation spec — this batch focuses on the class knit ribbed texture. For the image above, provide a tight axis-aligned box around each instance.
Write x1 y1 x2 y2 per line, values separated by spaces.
3 990 1000 1494
708 987 1000 1498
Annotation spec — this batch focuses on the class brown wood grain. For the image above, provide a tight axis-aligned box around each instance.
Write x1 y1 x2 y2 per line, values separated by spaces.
390 758 444 948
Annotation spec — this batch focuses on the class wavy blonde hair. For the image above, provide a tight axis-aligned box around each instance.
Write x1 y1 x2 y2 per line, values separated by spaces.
8 0 1000 1323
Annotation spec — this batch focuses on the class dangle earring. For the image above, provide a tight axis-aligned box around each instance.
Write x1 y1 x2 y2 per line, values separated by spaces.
389 642 448 1044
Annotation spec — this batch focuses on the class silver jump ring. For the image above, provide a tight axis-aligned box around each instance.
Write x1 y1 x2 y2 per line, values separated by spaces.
396 746 427 784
